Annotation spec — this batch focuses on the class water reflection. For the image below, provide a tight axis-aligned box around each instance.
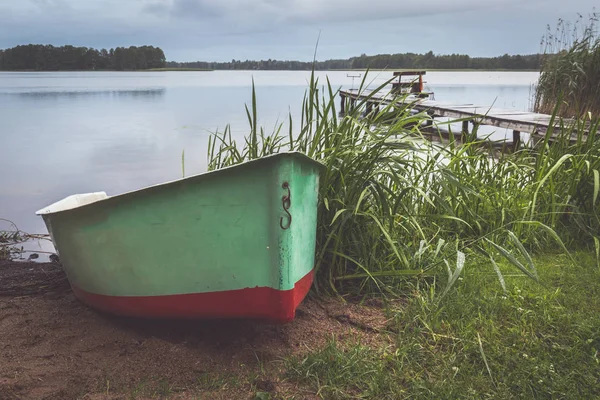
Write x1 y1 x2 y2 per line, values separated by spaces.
7 88 166 99
432 85 535 111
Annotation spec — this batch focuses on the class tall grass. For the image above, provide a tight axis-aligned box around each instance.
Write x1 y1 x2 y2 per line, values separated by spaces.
207 71 600 296
534 12 600 117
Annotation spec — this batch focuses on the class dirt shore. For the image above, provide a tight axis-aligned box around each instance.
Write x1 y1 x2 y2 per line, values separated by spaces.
0 261 389 399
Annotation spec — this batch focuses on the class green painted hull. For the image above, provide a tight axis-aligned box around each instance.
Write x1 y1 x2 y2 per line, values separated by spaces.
37 152 323 321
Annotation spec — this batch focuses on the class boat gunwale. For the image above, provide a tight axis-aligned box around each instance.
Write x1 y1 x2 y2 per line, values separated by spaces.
36 151 325 216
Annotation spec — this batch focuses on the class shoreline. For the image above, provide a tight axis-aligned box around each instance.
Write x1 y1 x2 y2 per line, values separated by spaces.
0 68 541 73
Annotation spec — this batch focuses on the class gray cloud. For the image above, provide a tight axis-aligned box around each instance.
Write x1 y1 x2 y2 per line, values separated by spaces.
0 0 598 61
143 2 172 16
143 0 527 25
145 0 223 18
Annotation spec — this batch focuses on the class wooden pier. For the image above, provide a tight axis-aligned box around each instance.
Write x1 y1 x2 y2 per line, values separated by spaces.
339 72 592 150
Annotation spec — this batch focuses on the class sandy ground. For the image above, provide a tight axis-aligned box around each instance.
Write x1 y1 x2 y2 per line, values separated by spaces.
0 260 390 399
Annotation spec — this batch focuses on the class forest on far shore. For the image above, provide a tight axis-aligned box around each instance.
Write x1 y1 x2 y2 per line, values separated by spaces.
168 51 542 71
0 44 541 71
0 44 166 71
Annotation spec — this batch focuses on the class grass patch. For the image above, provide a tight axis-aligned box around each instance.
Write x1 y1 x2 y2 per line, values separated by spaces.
122 373 242 399
284 251 600 399
196 372 241 391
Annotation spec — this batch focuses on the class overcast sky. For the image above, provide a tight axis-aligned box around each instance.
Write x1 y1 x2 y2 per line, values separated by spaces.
0 0 597 61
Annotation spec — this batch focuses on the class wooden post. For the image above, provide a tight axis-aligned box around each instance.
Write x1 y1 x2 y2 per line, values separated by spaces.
461 120 469 142
366 102 373 116
424 113 435 135
340 94 345 115
512 130 521 151
461 120 469 134
529 129 538 148
423 119 433 135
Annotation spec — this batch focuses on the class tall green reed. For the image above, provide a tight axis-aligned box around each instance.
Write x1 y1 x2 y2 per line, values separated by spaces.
207 70 600 297
534 12 600 117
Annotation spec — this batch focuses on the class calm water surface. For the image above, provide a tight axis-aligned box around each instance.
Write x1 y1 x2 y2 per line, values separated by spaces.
0 70 539 254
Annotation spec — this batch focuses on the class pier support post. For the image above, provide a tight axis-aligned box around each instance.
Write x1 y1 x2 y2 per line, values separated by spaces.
423 113 435 136
529 129 539 148
461 120 470 142
366 102 373 117
461 120 469 133
340 94 346 115
422 119 434 138
512 130 521 151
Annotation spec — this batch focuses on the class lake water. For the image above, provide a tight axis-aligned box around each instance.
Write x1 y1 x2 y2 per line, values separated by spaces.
0 70 539 256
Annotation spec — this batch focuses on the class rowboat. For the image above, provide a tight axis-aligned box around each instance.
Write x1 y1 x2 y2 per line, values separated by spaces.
36 152 324 323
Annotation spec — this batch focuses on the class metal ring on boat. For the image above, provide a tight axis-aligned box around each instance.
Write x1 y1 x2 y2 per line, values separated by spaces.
280 182 292 230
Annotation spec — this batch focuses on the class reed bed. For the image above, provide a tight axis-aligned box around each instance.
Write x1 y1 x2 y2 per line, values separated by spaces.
207 72 600 296
533 13 600 117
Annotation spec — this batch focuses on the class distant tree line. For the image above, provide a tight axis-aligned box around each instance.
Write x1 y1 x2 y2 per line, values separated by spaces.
0 45 541 71
167 51 542 70
0 44 166 71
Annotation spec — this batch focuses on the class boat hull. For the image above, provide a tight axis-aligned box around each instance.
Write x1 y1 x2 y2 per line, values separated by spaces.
37 152 323 323
71 269 314 322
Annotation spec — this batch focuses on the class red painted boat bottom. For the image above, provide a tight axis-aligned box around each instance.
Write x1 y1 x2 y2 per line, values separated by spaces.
71 270 314 323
